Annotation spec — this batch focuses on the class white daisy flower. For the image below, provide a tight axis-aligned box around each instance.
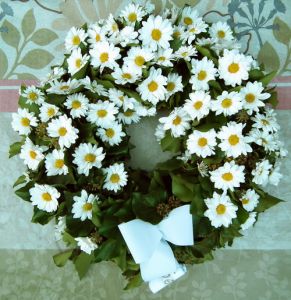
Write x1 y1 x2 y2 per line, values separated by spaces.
209 22 234 43
47 79 80 95
108 88 136 111
87 100 118 128
212 91 242 116
72 190 97 221
65 27 87 52
124 47 154 70
39 103 59 123
186 129 217 158
165 73 183 97
210 161 245 191
104 14 119 36
81 76 108 96
29 184 60 212
87 24 106 46
135 103 157 117
181 18 208 44
248 129 278 152
103 163 128 192
240 189 260 212
197 161 209 177
41 67 66 85
241 212 257 231
183 91 211 120
180 6 199 27
159 107 191 138
67 48 89 75
155 123 166 142
90 41 121 72
118 26 139 47
204 192 238 228
120 3 146 24
45 149 68 176
217 122 252 158
138 67 167 105
240 81 270 115
54 216 66 241
155 48 174 67
251 110 280 133
134 0 154 14
173 25 186 40
118 109 141 125
269 163 282 186
22 86 44 105
73 143 105 176
218 49 253 87
11 108 38 136
97 122 126 146
75 237 98 254
190 57 217 90
64 93 89 119
19 138 45 170
112 64 141 85
47 115 79 149
252 160 272 186
175 45 197 61
139 15 173 50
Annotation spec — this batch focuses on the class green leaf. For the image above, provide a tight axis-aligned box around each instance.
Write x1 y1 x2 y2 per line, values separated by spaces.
15 181 34 202
237 206 249 224
92 201 101 227
94 239 121 261
9 140 24 158
62 231 77 246
258 42 280 72
171 174 198 203
267 91 279 108
273 17 291 45
1 20 21 48
53 249 73 267
190 186 206 216
260 71 277 86
249 69 264 81
74 252 93 279
22 9 36 38
255 193 283 213
156 158 183 171
160 131 182 153
45 172 76 185
13 175 27 188
31 207 54 225
99 216 119 238
31 28 58 46
170 38 183 51
66 216 94 237
0 49 8 78
196 45 218 65
20 49 54 69
124 273 143 290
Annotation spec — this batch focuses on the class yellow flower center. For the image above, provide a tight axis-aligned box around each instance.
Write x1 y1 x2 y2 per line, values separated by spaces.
82 202 93 211
134 55 145 67
197 70 207 81
228 134 239 146
198 137 208 147
193 101 203 110
29 150 37 159
172 116 182 126
84 153 96 163
148 81 158 92
151 29 162 41
228 63 240 73
72 100 81 109
97 109 108 118
28 92 38 101
112 23 118 32
158 56 166 61
110 173 120 183
21 117 30 127
241 198 249 205
245 93 255 103
222 172 233 181
42 192 52 202
124 110 134 117
173 30 181 38
54 159 64 169
58 127 67 136
181 51 188 57
184 17 193 25
95 33 101 42
75 58 82 68
72 35 80 45
47 108 55 117
122 73 132 79
261 119 270 125
106 128 115 138
167 82 175 92
189 27 196 33
128 12 137 22
100 52 109 63
60 85 69 90
221 98 232 108
217 30 225 38
216 204 226 215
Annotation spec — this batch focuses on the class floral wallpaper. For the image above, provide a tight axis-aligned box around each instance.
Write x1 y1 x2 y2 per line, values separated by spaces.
0 0 291 299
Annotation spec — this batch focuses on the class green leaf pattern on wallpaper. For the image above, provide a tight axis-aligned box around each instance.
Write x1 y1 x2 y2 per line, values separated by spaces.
0 8 58 79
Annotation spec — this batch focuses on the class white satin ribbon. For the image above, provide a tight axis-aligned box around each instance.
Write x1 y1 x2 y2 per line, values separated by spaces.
118 205 193 293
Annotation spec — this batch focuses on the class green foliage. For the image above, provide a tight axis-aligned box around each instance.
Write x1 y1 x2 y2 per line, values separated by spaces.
31 207 55 225
255 192 283 213
160 131 182 152
74 252 94 279
9 140 24 158
273 17 291 45
53 249 73 267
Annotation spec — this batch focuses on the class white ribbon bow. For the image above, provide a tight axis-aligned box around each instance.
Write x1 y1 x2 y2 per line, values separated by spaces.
118 205 193 293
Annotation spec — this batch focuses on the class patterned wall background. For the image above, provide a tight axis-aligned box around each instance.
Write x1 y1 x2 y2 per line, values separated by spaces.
0 0 291 299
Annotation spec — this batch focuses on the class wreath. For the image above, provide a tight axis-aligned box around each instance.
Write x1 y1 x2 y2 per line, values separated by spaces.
9 3 286 293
